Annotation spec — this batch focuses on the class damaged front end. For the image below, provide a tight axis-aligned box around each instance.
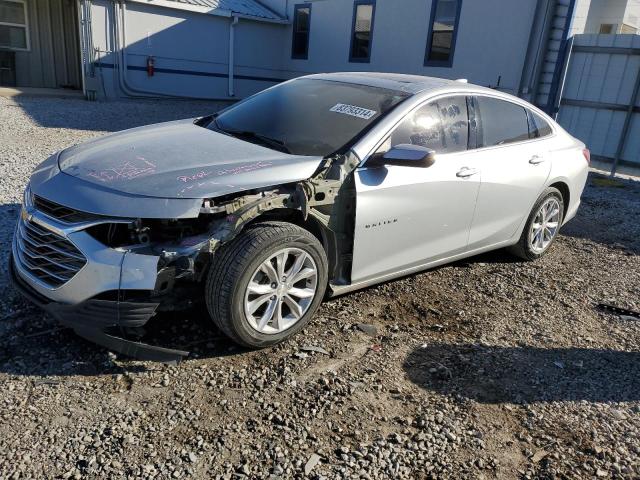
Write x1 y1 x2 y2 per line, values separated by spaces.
12 152 359 362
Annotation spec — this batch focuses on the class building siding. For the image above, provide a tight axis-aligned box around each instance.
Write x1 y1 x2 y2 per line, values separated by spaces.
558 34 640 168
90 0 286 99
14 0 81 89
273 0 538 96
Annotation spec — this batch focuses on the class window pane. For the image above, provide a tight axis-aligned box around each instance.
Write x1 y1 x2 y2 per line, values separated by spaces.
437 96 469 153
426 0 459 63
351 4 373 60
354 4 373 31
434 0 457 29
389 103 444 152
0 1 25 25
386 96 468 154
599 23 614 34
0 24 26 49
295 7 310 33
476 97 530 147
292 6 310 58
429 31 453 61
529 111 552 138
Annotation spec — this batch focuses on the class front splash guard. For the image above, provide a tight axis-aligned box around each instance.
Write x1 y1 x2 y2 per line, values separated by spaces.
72 326 189 363
10 255 190 363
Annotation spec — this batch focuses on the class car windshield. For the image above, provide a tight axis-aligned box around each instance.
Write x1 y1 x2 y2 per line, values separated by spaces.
208 79 410 156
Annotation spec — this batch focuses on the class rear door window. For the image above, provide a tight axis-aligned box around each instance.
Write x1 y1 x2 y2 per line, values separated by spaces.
527 110 553 138
475 96 530 148
382 95 470 155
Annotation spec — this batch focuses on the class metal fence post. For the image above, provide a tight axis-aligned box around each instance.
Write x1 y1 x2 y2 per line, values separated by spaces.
611 63 640 176
553 36 574 120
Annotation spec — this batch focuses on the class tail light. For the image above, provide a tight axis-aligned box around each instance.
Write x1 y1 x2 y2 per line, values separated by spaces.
582 148 590 165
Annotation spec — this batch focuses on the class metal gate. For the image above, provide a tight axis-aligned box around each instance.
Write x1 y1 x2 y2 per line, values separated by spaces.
555 34 640 175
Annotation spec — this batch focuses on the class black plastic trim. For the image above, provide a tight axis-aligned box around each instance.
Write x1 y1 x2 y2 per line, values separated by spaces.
10 255 188 363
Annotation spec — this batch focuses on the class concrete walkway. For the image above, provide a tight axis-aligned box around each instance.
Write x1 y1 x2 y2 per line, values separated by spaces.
0 87 84 99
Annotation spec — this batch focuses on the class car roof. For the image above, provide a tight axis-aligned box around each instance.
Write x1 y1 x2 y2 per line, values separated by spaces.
301 72 554 119
302 72 533 105
303 72 476 94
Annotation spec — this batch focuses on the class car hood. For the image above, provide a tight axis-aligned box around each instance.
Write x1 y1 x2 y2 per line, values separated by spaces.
58 119 324 200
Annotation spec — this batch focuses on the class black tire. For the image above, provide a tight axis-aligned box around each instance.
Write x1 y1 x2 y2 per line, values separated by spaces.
205 221 328 348
508 187 564 261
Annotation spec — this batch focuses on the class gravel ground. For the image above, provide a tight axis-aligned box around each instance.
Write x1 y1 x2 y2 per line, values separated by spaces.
0 96 639 480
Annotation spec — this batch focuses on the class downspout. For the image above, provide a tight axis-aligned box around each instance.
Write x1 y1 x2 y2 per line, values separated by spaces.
518 0 551 100
553 35 574 120
78 0 89 98
228 15 239 97
545 0 578 116
112 0 165 98
113 0 234 100
81 0 106 100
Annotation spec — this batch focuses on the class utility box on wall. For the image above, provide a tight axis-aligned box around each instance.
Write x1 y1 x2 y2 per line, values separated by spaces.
0 50 16 87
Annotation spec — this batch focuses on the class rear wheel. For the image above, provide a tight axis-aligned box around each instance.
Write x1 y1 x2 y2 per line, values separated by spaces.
205 221 328 348
509 187 564 261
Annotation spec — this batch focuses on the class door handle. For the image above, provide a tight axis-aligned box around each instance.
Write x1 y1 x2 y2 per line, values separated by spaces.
529 155 546 165
456 167 480 178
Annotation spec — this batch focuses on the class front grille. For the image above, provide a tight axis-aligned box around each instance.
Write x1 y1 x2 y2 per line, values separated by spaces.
15 218 87 288
33 195 98 224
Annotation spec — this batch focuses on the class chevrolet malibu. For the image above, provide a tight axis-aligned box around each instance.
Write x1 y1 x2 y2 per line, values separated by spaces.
11 73 589 361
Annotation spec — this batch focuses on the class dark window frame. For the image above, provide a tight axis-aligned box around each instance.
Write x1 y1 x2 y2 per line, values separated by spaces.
526 109 553 139
424 0 463 68
349 0 376 63
291 3 312 60
0 0 30 51
466 95 478 149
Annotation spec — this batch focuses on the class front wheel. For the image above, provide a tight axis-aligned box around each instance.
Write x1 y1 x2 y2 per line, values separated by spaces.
509 187 564 261
205 221 328 348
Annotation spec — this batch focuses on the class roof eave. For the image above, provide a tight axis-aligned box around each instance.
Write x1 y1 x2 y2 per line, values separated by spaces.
126 0 289 24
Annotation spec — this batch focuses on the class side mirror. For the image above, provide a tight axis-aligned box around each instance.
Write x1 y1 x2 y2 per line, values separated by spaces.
370 144 436 168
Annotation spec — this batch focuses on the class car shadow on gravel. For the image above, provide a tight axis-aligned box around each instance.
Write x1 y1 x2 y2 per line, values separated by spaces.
561 174 640 255
404 342 640 403
0 306 242 377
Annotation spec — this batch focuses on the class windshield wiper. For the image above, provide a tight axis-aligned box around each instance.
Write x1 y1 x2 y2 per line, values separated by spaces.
220 129 291 154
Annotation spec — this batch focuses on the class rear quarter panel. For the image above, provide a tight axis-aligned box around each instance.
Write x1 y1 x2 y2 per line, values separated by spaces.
546 133 589 225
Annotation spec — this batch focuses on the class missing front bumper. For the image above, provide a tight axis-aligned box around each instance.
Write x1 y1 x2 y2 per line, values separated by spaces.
9 256 189 363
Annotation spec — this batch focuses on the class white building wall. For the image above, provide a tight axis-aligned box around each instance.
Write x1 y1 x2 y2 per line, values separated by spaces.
233 20 288 97
571 0 593 35
89 0 287 99
275 0 539 96
584 0 628 32
86 0 568 100
622 0 640 29
572 0 640 34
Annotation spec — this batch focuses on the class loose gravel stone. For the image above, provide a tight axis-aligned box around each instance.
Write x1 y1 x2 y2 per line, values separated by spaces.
0 95 639 479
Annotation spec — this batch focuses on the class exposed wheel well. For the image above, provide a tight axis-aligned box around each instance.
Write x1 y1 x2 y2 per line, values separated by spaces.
247 208 327 250
549 181 570 219
246 209 344 283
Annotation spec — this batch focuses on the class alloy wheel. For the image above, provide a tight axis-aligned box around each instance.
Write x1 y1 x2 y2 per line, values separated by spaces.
243 248 318 334
529 197 561 253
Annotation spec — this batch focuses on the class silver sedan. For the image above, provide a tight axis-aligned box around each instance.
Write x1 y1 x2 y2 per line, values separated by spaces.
11 73 589 360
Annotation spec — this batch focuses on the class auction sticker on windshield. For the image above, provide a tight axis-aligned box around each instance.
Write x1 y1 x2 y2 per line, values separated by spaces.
330 103 377 120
